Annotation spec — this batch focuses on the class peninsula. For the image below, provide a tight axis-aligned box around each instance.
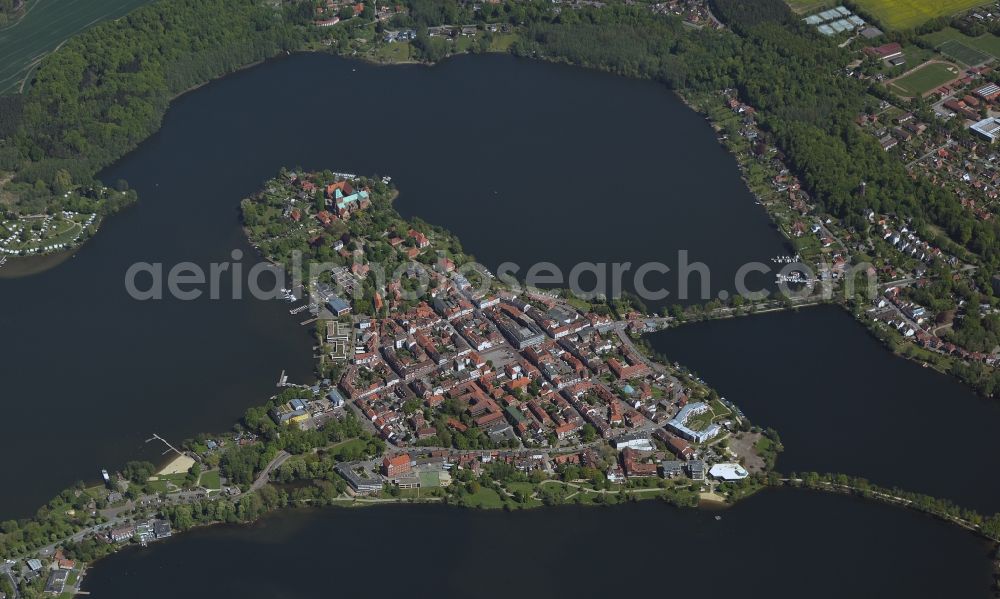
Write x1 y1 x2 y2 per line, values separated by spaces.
5 168 1000 599
8 0 1000 596
0 169 777 597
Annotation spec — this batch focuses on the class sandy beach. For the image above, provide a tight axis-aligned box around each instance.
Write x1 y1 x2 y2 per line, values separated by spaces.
156 454 195 476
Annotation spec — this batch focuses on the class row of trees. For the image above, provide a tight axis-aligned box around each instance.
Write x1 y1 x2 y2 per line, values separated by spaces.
779 471 1000 541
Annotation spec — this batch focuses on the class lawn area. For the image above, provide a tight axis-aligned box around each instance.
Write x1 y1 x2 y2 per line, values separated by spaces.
373 41 411 63
146 472 189 493
463 487 504 508
852 0 993 30
564 295 593 312
199 470 221 490
489 32 518 51
145 479 169 493
709 399 732 419
82 484 107 500
161 472 189 485
923 27 1000 61
897 43 941 68
888 61 962 97
685 409 715 432
330 438 368 460
755 436 778 459
504 482 542 506
504 481 536 495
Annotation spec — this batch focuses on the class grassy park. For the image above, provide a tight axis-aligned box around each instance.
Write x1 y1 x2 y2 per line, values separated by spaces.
199 470 222 490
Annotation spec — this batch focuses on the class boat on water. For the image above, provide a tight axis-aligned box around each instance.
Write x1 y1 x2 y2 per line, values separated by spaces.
101 469 111 484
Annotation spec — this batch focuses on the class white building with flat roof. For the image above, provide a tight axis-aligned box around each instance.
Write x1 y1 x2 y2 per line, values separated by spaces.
709 463 749 481
971 117 1000 142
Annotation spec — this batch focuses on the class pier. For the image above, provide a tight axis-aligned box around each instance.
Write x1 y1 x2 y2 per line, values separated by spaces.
300 317 318 326
145 433 183 457
277 369 289 387
289 305 308 315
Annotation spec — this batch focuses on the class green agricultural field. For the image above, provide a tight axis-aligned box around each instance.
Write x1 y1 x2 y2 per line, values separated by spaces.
851 0 992 30
784 0 834 13
0 0 155 95
889 61 961 97
923 26 1000 61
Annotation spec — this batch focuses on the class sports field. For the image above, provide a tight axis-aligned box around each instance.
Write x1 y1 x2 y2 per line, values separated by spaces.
888 61 962 97
847 0 992 30
937 39 991 65
0 0 154 95
923 26 1000 64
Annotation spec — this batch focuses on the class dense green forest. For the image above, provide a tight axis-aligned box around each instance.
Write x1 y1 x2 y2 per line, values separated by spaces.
1 0 307 215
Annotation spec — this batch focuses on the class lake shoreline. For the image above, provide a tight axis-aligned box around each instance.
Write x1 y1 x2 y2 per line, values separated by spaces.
72 481 1000 598
4 34 1000 599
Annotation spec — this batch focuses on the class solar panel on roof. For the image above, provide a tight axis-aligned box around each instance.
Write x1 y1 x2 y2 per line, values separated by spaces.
977 83 1000 96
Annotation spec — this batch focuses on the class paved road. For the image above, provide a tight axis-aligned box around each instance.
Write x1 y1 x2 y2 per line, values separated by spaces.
906 140 953 169
250 450 291 492
1 563 20 599
614 326 669 379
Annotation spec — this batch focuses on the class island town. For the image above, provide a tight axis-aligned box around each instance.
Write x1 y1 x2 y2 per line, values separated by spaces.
0 169 780 598
243 168 772 502
8 166 999 598
15 12 1000 591
10 0 1000 596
